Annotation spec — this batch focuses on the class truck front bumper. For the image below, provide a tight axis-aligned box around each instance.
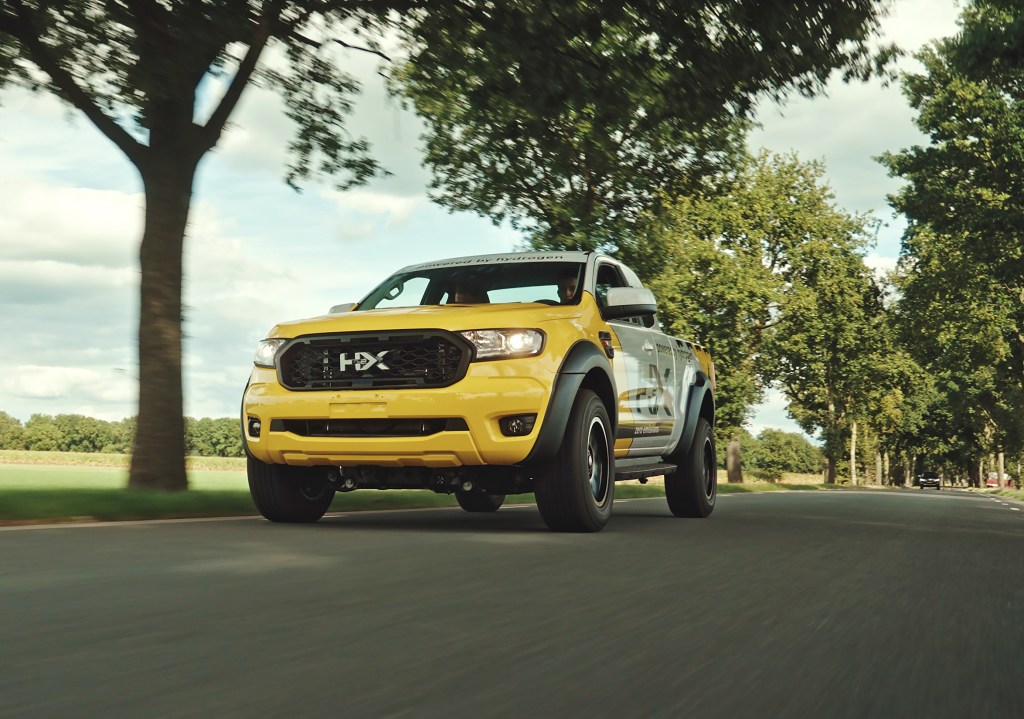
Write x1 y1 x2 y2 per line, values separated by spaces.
243 367 552 468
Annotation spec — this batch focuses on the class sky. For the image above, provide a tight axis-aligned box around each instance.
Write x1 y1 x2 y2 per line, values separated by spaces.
0 0 963 436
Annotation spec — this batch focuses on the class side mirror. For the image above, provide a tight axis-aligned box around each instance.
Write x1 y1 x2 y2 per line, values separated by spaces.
602 287 657 320
329 302 357 314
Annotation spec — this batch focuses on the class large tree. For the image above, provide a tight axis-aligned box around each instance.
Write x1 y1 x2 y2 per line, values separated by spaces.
767 232 882 484
397 0 896 250
639 152 884 484
881 0 1024 464
638 152 830 435
0 1 408 490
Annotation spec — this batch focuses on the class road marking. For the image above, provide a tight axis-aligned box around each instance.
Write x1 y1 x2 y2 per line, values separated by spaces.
0 514 259 532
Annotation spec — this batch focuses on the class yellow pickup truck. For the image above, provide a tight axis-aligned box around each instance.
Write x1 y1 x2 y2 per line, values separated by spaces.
242 251 716 532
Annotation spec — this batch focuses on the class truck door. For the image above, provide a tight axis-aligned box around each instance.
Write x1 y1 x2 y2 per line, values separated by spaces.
595 262 673 458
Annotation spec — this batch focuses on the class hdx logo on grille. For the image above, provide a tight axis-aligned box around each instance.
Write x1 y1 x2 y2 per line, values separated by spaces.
339 350 390 372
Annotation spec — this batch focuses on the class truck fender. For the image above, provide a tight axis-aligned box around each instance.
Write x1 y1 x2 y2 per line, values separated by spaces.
240 378 256 460
521 341 615 466
674 373 714 458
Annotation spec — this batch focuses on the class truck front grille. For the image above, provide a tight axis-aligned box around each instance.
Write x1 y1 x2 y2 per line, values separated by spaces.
277 331 472 390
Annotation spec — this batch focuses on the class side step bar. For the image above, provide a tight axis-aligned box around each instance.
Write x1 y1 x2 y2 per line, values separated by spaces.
614 462 677 482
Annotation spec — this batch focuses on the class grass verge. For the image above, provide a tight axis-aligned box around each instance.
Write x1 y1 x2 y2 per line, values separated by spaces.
0 458 825 525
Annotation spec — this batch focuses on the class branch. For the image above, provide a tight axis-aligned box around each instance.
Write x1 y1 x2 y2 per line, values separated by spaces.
332 38 391 63
0 8 19 37
7 1 146 166
199 15 273 152
544 6 603 74
288 28 392 63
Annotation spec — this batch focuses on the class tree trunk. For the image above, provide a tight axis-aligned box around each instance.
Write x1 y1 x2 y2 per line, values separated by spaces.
128 151 198 491
850 420 857 486
727 436 743 483
883 450 890 486
824 394 837 484
875 451 882 487
998 451 1005 487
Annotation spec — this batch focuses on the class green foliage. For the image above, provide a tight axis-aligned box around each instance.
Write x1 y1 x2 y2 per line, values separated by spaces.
713 426 823 479
638 151 865 434
746 429 825 481
22 415 63 452
3 413 241 457
0 412 23 450
397 0 895 248
185 418 245 458
764 219 882 480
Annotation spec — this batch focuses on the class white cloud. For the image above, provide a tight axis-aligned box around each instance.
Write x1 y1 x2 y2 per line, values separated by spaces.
749 0 962 263
215 86 292 176
883 0 962 50
864 252 898 276
748 387 813 440
1 366 135 403
327 188 422 232
0 89 138 187
0 183 140 267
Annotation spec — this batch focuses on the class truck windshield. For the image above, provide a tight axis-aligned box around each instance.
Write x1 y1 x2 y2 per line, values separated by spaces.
358 261 585 310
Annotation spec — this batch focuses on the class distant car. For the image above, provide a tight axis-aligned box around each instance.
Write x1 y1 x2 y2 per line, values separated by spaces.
917 471 941 490
985 475 1000 488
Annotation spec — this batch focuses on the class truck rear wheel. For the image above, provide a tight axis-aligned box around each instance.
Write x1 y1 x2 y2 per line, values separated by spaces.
664 417 716 518
534 389 614 532
247 456 335 523
456 490 505 512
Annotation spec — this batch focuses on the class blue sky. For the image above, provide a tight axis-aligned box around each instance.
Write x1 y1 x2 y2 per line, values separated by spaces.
0 0 961 434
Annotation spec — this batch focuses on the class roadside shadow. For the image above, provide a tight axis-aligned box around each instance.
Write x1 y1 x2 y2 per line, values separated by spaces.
315 505 552 534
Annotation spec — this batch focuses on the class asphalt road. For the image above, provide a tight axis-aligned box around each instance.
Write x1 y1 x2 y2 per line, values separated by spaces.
3 488 1023 718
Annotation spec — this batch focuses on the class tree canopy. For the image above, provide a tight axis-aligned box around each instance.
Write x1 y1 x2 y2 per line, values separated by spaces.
397 0 896 249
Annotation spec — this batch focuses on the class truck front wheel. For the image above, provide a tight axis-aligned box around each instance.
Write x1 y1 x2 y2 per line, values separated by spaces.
247 456 335 523
664 417 716 518
534 389 614 532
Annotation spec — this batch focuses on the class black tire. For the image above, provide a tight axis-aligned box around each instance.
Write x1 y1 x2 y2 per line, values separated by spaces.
664 417 716 518
247 456 335 523
456 490 505 512
533 389 614 532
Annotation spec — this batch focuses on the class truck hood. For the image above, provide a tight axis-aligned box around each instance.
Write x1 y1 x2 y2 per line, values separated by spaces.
267 303 582 337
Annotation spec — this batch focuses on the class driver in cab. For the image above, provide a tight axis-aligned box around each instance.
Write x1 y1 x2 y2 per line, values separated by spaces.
558 270 579 304
450 281 489 304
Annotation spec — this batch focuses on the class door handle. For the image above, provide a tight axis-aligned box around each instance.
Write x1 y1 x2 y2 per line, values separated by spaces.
642 340 654 353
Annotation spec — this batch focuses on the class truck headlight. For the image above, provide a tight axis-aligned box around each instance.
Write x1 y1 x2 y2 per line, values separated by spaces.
253 338 287 368
460 329 545 360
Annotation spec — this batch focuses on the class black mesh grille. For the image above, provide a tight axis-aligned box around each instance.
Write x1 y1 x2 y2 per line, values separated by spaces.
277 331 471 390
270 418 469 437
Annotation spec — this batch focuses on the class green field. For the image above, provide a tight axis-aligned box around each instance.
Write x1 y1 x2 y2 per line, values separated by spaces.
0 451 829 524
